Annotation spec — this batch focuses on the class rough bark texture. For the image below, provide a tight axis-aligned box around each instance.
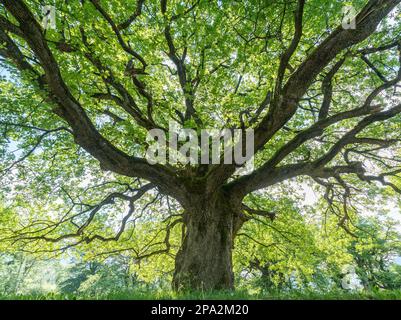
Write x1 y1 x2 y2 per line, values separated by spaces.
172 192 240 291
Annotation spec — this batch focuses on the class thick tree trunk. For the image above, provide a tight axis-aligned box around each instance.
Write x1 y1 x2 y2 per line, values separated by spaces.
172 193 240 291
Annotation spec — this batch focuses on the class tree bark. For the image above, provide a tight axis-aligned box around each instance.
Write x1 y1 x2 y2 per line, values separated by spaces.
172 192 240 291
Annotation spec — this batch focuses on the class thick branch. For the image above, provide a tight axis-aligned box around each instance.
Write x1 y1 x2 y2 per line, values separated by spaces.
0 0 183 198
274 0 305 94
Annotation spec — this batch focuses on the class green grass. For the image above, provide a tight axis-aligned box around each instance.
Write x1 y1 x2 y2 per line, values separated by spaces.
2 289 401 300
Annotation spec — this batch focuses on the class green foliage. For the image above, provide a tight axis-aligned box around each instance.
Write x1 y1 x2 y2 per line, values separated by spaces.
3 289 401 301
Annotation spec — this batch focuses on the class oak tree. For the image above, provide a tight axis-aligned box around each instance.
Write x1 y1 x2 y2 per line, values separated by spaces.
1 0 401 291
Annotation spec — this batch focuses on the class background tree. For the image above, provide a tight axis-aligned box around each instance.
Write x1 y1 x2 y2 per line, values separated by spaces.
0 0 401 291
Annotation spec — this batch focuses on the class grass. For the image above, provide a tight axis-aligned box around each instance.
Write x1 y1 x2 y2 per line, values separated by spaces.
1 289 401 300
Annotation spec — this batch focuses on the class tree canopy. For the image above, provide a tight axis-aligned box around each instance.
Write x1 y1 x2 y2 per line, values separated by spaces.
0 0 401 291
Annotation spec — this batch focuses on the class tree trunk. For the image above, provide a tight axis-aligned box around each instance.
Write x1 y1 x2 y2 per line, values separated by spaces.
172 193 239 291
